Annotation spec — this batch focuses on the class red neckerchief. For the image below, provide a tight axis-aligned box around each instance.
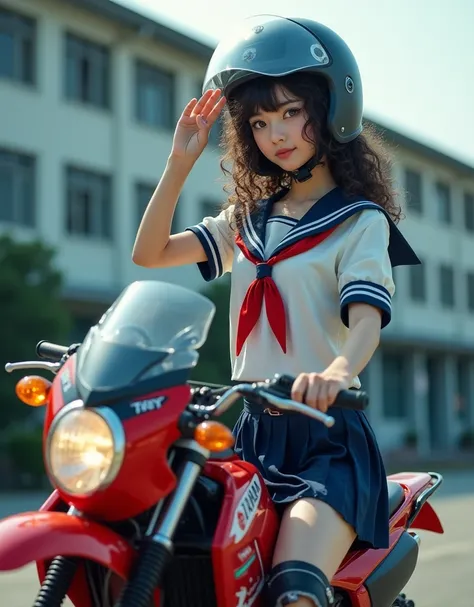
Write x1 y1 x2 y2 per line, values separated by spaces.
234 226 337 356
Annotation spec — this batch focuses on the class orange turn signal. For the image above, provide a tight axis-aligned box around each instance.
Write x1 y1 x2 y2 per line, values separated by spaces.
194 421 235 452
15 376 52 407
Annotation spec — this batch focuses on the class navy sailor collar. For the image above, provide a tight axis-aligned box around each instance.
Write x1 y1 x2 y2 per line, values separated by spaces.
239 186 420 267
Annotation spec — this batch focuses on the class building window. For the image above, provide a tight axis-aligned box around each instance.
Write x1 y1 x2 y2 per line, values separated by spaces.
439 264 455 308
467 273 474 312
135 182 180 234
408 261 426 302
0 149 35 226
135 61 174 129
382 351 407 419
66 167 112 238
65 33 110 108
0 6 36 84
464 192 474 233
436 181 452 224
404 169 423 214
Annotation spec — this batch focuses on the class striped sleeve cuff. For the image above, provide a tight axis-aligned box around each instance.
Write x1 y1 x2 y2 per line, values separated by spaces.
340 280 392 328
186 224 223 282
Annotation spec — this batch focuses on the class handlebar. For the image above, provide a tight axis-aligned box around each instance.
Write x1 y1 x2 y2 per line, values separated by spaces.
260 373 368 410
5 342 369 429
5 340 72 374
193 374 369 428
36 341 69 361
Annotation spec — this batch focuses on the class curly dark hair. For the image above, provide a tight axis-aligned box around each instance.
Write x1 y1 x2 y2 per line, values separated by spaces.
219 72 402 227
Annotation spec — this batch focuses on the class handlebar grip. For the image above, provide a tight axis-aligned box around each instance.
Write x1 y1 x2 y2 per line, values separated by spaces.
270 374 369 410
332 389 369 410
36 340 69 362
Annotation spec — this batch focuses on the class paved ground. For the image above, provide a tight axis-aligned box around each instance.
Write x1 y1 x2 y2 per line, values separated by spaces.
0 470 473 606
402 469 474 607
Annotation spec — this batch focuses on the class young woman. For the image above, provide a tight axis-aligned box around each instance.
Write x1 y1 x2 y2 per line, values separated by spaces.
133 15 420 607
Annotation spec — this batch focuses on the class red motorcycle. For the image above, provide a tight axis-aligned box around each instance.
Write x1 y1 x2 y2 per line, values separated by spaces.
0 281 443 607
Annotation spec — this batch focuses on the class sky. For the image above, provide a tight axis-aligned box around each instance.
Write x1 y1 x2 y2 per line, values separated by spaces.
116 0 474 166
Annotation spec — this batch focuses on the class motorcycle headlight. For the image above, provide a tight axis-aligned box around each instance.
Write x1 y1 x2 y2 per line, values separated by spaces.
46 401 125 496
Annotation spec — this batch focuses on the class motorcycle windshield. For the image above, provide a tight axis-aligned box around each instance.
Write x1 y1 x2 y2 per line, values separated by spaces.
76 281 216 392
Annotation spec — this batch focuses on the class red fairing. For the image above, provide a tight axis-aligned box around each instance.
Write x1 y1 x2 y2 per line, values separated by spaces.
59 384 189 521
43 354 77 432
43 354 192 521
205 459 279 607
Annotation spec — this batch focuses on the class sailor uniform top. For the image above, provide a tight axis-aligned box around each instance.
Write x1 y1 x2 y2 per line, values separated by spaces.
187 187 419 384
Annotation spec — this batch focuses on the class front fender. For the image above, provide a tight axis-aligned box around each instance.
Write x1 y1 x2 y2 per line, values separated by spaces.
0 511 136 577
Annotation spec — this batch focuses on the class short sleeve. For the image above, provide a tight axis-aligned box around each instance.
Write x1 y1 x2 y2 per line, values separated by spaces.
336 210 395 328
185 206 235 281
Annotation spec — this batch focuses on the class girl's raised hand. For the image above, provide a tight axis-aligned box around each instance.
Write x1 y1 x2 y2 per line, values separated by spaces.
171 89 226 163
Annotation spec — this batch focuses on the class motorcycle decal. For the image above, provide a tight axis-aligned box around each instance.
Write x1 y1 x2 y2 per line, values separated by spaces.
59 363 79 404
234 549 256 579
234 540 265 607
109 395 170 421
230 474 262 544
237 544 254 563
61 367 73 392
129 395 167 416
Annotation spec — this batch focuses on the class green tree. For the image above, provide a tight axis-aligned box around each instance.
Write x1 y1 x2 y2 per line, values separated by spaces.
192 278 232 385
0 235 71 428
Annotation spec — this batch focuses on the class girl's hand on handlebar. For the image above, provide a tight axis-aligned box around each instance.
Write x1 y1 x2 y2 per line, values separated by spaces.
291 366 351 413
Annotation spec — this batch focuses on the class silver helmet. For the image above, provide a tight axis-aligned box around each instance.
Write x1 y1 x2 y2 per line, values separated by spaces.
203 15 363 144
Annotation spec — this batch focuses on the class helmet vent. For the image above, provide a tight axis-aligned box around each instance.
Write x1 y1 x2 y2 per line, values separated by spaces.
310 42 329 64
242 47 257 62
345 76 354 93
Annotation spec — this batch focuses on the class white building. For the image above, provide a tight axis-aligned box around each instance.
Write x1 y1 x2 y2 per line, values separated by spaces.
2 0 474 455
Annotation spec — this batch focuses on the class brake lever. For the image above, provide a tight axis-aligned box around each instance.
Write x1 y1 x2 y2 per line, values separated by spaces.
259 390 335 428
5 361 61 374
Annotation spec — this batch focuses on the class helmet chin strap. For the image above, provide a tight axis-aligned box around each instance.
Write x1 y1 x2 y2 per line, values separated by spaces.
289 150 325 183
255 148 325 181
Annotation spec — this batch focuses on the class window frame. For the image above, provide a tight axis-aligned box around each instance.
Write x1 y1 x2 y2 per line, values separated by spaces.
135 59 175 129
0 147 36 227
65 166 112 239
0 6 36 85
64 32 111 109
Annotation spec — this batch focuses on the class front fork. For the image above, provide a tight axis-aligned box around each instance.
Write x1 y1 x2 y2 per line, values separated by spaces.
34 556 79 607
114 439 210 607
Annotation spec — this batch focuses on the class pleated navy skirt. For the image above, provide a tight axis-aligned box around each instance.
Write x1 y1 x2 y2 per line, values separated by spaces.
233 400 389 549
